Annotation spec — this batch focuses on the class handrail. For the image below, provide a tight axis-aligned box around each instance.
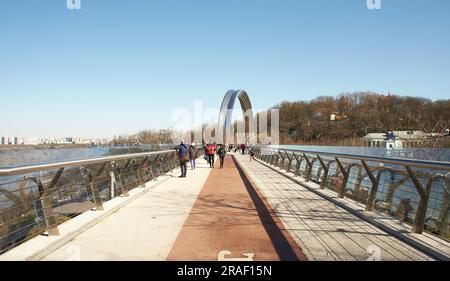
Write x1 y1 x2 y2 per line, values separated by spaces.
259 146 450 171
0 150 176 176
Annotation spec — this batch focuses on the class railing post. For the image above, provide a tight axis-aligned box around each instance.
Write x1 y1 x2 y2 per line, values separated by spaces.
316 165 323 181
335 158 351 198
309 158 318 182
278 152 285 170
293 154 302 177
274 151 280 167
303 154 312 182
317 155 329 189
41 195 59 236
361 160 379 211
40 168 64 236
286 152 294 173
269 152 275 165
109 171 116 198
263 150 270 162
405 166 434 234
90 180 104 211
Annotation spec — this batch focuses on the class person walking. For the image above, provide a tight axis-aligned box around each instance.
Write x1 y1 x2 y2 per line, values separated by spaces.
249 148 255 162
240 143 246 155
188 143 197 170
202 141 208 163
206 142 216 168
176 141 189 177
217 144 226 168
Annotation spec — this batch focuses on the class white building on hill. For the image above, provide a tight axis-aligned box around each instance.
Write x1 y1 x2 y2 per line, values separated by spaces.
363 131 431 149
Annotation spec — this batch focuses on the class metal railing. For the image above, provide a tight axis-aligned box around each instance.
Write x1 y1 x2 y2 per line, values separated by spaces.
251 146 450 240
0 148 203 254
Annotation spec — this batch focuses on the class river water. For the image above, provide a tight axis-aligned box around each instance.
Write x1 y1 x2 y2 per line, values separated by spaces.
0 144 174 168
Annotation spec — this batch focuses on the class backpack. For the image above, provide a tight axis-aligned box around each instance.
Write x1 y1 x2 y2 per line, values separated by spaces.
178 145 189 163
180 153 189 163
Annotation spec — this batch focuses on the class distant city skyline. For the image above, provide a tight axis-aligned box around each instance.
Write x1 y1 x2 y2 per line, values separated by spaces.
1 0 450 138
0 135 112 146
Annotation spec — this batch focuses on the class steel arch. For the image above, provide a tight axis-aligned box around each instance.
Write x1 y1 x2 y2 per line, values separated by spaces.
217 89 253 144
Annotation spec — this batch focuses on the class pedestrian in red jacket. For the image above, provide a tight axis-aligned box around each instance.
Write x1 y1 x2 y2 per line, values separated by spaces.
206 143 216 168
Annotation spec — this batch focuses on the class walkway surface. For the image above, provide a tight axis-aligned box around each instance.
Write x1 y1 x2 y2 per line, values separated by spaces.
234 154 433 261
167 155 305 261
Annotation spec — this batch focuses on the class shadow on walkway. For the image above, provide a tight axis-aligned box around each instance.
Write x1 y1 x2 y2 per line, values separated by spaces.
232 156 307 261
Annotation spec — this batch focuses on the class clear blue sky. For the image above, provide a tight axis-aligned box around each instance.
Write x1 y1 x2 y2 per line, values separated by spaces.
1 0 449 138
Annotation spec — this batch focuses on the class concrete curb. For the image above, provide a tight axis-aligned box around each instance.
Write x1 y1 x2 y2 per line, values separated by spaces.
254 158 450 261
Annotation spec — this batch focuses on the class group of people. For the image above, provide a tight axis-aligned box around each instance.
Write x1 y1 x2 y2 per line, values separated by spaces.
175 141 228 178
204 142 226 168
176 141 256 177
231 144 255 161
228 144 247 155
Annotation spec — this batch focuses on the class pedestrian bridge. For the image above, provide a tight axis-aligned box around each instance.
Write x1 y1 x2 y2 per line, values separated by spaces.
0 147 449 261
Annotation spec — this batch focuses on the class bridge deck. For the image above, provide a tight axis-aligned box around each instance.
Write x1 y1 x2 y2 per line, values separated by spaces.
14 154 446 261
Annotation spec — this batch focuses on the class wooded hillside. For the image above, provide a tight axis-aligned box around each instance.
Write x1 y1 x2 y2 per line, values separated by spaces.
268 92 450 145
